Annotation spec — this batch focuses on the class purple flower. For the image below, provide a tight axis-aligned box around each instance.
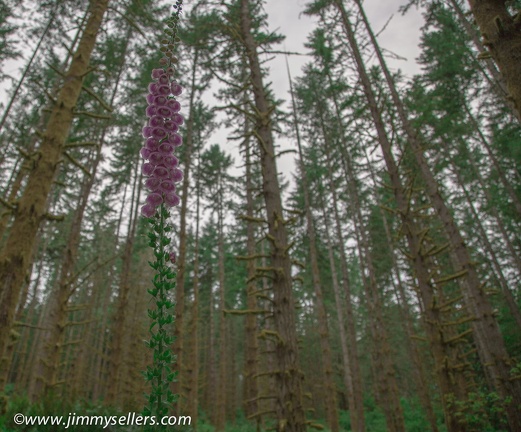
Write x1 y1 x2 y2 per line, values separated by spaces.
170 168 183 182
158 85 171 96
142 163 154 176
167 100 181 112
157 107 172 118
153 166 169 179
172 113 184 125
163 155 179 168
148 83 160 94
151 68 164 79
163 120 179 133
152 127 167 139
146 138 160 151
146 193 163 207
170 82 183 96
145 177 161 191
142 64 184 218
158 74 169 85
141 203 156 218
140 147 152 159
146 106 157 117
159 142 174 155
149 152 164 165
160 180 176 193
154 95 168 106
149 115 165 128
169 251 176 264
142 126 153 138
169 133 182 147
164 192 181 207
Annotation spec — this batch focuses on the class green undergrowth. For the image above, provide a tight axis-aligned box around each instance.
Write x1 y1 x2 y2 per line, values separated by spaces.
0 393 483 432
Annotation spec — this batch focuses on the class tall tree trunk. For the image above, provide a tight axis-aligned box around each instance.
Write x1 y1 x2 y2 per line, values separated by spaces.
0 0 109 362
446 0 520 121
318 193 365 432
174 46 200 414
352 1 521 427
216 201 227 431
454 168 521 332
331 2 470 429
0 6 87 242
364 151 439 432
463 101 521 222
106 155 142 405
467 0 521 120
239 1 305 430
287 63 339 432
185 149 201 428
243 129 260 426
0 2 60 136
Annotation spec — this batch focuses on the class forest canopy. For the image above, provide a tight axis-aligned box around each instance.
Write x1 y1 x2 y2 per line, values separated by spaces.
0 0 520 431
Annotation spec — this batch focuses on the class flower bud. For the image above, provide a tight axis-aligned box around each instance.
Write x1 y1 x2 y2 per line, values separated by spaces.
151 69 164 79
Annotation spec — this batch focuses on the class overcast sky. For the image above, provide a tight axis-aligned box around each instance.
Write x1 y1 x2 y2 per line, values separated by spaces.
253 0 425 182
264 0 424 96
0 0 427 188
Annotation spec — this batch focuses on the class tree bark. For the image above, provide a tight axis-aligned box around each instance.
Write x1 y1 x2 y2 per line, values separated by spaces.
185 149 201 427
353 1 521 428
243 127 260 425
318 193 365 432
332 2 471 429
467 0 521 119
216 190 227 431
174 46 200 414
0 0 109 368
239 1 305 430
287 63 339 432
106 155 142 405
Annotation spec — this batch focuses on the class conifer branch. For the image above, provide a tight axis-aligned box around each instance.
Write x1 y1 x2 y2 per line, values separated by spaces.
0 196 16 211
73 110 112 120
12 322 48 330
63 141 100 149
236 254 269 261
46 62 66 77
443 329 473 344
82 85 114 112
238 214 268 224
63 151 92 177
434 269 468 285
43 213 65 221
223 309 270 315
108 6 146 36
276 149 297 158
